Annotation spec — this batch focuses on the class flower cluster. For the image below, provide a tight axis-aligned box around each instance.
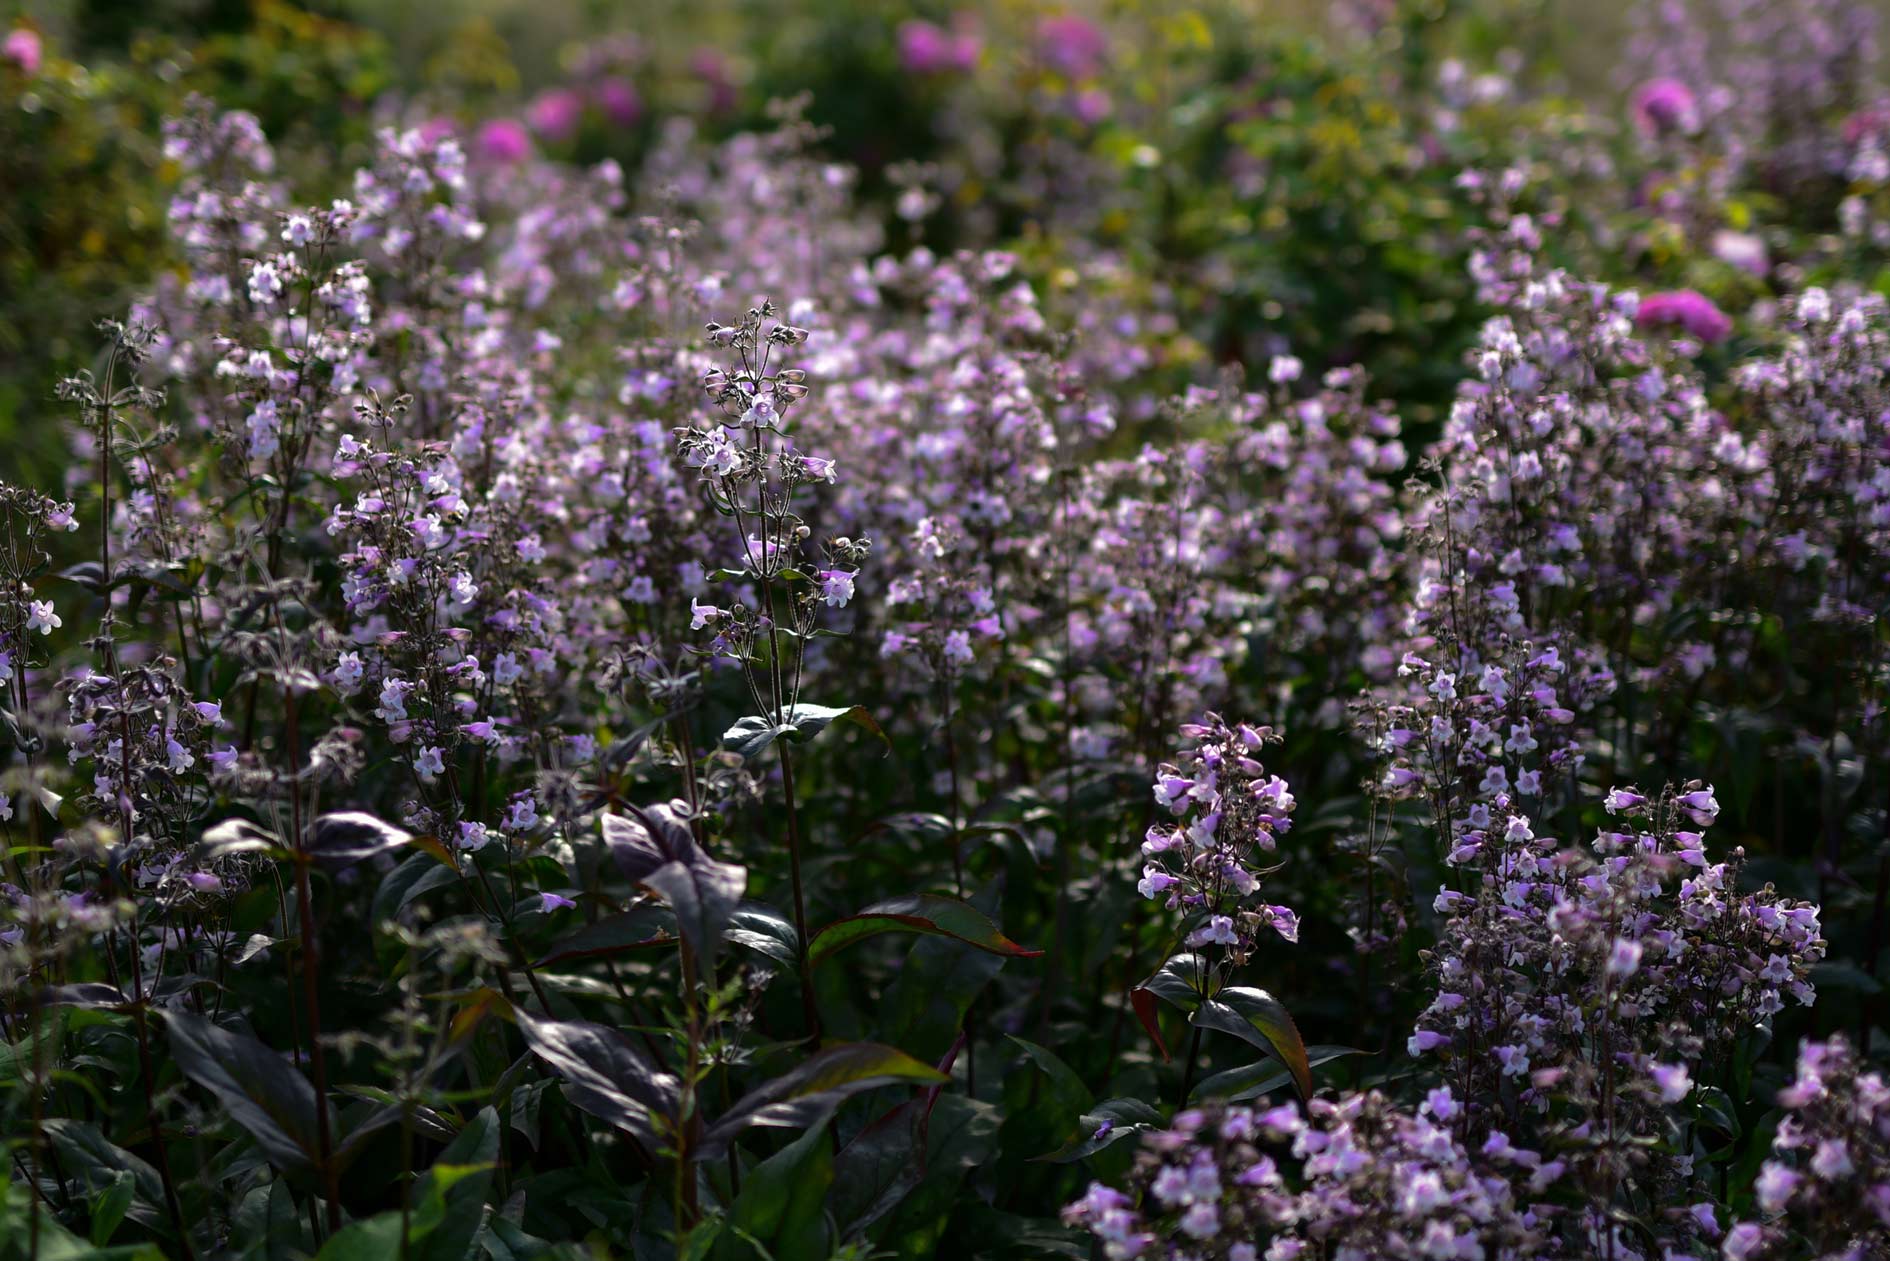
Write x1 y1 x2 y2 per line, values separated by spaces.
1724 1037 1890 1260
1067 1093 1546 1260
1140 715 1298 959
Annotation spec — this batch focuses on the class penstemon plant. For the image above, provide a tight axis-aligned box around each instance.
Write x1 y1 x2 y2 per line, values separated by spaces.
678 298 872 1042
5 12 1890 1259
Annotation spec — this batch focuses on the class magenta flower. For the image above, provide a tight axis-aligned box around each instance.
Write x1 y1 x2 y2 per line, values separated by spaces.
4 26 41 76
1631 77 1699 136
474 118 533 163
527 89 584 142
1635 289 1733 343
690 48 736 113
899 18 980 75
593 77 642 127
1036 13 1107 78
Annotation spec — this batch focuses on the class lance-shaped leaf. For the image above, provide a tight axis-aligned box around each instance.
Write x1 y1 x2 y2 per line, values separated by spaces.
1190 1046 1366 1104
829 1034 964 1237
696 1042 949 1159
45 1121 166 1233
304 812 415 869
1142 953 1217 1014
725 903 800 967
1190 986 1313 1101
163 1011 327 1176
602 800 699 884
722 703 887 762
39 983 131 1010
514 1010 679 1150
644 855 746 973
1035 1097 1165 1164
198 817 289 863
808 894 1041 967
532 905 675 968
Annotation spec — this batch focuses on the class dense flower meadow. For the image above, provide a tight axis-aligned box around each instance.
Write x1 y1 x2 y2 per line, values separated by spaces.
2 0 1890 1258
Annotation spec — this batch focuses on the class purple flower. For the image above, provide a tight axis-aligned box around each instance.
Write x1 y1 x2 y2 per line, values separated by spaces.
1037 13 1108 78
1711 230 1768 277
538 892 576 913
1636 290 1733 344
527 89 585 143
593 78 642 127
1722 1222 1765 1260
898 19 981 75
1632 77 1699 136
4 26 41 75
474 118 533 164
1649 1062 1692 1103
818 569 856 608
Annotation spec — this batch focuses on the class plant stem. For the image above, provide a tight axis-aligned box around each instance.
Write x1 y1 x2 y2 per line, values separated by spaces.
285 690 341 1235
126 924 195 1259
1178 1023 1205 1110
777 741 821 1044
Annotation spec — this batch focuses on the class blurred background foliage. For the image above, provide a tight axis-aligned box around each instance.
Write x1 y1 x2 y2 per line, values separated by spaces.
1 0 1883 488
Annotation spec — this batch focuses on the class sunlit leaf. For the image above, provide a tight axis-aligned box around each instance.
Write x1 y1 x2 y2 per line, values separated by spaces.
808 895 1041 967
305 811 415 869
514 1010 679 1150
1190 986 1313 1100
1142 953 1216 1014
698 1042 949 1158
1189 1046 1366 1104
725 903 800 967
643 855 746 973
1034 1097 1163 1164
601 800 699 884
198 817 289 863
722 703 887 762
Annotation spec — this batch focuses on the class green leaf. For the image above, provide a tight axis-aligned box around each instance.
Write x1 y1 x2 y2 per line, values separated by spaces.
1143 953 1217 1014
313 1212 404 1259
1005 1037 1093 1121
1035 1097 1163 1164
828 1037 961 1238
1189 1046 1366 1104
162 1010 327 1176
997 1037 1093 1190
807 895 1041 967
45 1122 164 1235
514 1011 679 1150
721 704 887 761
409 1108 501 1261
531 906 674 968
88 1170 134 1245
715 1124 833 1261
876 1095 1000 1256
1190 986 1313 1100
372 852 460 925
725 904 800 967
884 934 1006 1065
698 1043 949 1158
828 1098 928 1239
